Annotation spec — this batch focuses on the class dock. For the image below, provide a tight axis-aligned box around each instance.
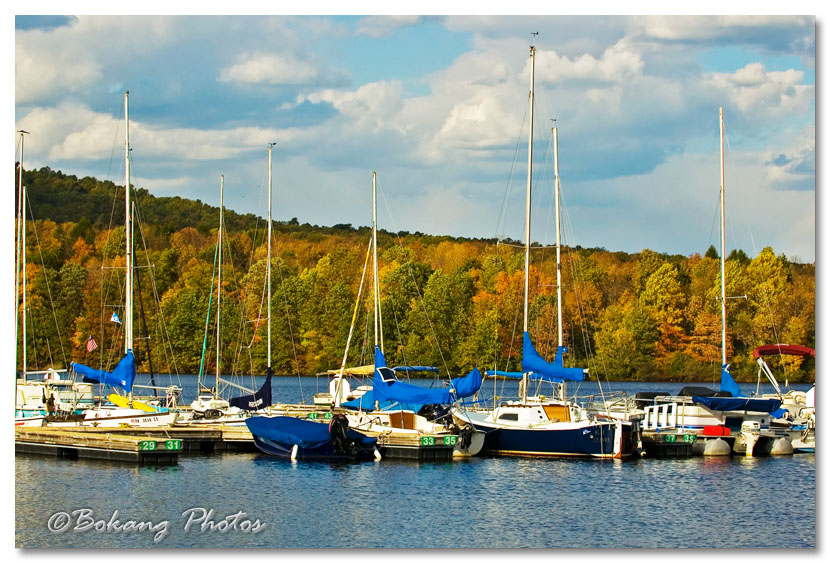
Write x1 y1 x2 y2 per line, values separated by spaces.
15 423 259 464
15 426 182 465
640 430 697 458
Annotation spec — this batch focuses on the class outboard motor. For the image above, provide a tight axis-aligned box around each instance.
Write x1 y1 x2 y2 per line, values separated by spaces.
329 414 351 454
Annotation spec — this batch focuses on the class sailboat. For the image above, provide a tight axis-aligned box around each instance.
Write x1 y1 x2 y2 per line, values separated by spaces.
639 108 789 456
451 44 635 458
331 172 483 458
187 147 276 422
244 153 378 461
71 91 177 428
14 131 95 426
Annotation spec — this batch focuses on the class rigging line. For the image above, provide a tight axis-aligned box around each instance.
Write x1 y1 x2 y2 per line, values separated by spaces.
274 253 304 400
494 105 529 241
134 211 181 379
560 195 604 399
376 179 451 379
24 195 69 368
132 205 178 378
722 128 787 373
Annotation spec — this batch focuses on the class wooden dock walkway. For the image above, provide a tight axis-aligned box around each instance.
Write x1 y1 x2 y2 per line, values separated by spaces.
15 426 182 465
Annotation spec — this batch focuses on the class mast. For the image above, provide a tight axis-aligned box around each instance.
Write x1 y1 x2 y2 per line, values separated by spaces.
15 130 28 381
22 183 28 376
267 143 274 373
719 107 727 366
216 174 224 399
333 237 373 407
521 44 536 401
372 171 383 352
124 91 133 356
523 45 535 336
553 126 563 349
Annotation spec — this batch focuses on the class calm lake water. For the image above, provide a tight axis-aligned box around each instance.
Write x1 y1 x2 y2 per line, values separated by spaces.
15 376 816 548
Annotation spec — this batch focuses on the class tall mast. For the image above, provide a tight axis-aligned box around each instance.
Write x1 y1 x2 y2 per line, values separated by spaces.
520 44 536 401
15 130 28 380
22 184 28 376
719 107 727 366
216 174 224 398
267 143 274 372
553 126 563 348
523 45 536 336
124 91 133 354
372 171 382 352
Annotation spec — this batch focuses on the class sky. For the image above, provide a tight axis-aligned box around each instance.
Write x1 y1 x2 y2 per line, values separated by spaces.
11 8 819 263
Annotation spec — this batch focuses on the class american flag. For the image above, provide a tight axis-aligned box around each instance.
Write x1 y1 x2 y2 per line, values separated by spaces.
86 336 98 352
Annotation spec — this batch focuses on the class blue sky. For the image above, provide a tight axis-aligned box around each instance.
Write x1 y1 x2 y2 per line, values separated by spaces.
12 11 818 262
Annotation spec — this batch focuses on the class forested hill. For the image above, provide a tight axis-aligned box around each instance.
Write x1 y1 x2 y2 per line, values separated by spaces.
19 166 489 244
16 167 815 383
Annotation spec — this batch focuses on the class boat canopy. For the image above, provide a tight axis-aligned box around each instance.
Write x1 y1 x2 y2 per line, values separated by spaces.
521 332 585 382
229 368 272 411
246 416 376 450
72 351 136 393
752 344 815 359
692 396 783 414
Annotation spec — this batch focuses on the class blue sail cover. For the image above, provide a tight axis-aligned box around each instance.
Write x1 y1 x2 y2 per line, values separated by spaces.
229 369 272 411
521 332 584 382
452 367 483 398
372 347 452 405
486 370 524 378
339 390 425 412
719 363 742 397
692 396 783 413
72 351 136 393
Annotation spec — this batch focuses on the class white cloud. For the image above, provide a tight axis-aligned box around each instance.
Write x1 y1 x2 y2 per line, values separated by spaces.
536 39 644 84
218 52 319 85
355 16 429 38
299 81 406 133
15 34 103 104
629 15 811 42
704 63 813 117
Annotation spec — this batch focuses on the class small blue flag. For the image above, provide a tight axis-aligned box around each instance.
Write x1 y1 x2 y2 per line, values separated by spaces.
110 312 122 324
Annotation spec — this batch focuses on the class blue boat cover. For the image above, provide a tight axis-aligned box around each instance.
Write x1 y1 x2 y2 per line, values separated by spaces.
521 332 585 382
246 416 376 449
373 347 452 405
72 351 136 393
341 353 482 410
452 367 483 397
692 396 783 413
719 363 742 397
229 369 272 411
340 390 425 412
485 370 523 378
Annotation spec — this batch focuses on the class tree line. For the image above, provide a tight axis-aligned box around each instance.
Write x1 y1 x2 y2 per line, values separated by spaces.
16 167 815 383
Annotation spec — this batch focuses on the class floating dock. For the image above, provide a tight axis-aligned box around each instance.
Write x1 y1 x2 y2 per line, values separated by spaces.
640 430 697 457
15 426 182 465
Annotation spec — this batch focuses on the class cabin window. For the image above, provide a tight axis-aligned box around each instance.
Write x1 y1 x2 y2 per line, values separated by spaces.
498 413 519 421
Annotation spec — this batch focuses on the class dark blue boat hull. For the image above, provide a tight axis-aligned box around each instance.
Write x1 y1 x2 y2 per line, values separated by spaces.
246 415 378 462
471 421 632 458
251 434 376 461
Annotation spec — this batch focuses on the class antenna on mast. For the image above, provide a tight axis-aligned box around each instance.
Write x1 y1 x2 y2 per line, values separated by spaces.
530 31 539 46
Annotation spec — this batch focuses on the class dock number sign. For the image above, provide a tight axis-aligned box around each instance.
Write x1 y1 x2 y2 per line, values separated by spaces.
139 440 182 451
